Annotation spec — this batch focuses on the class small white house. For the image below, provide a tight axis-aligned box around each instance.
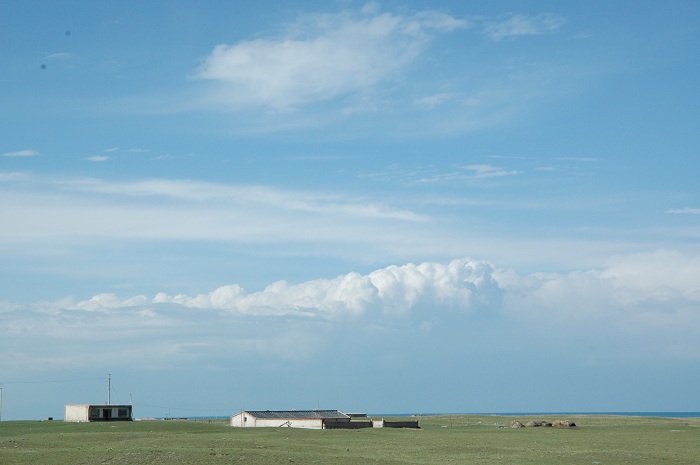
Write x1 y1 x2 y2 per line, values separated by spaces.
230 410 350 429
64 404 132 422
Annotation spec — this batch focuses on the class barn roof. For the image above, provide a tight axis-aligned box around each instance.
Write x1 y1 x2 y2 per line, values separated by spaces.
244 410 349 420
64 404 132 408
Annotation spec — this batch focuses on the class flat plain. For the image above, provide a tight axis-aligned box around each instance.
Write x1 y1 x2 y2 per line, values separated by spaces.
1 414 698 464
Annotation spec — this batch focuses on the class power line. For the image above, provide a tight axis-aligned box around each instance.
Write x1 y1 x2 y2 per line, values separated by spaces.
0 378 104 385
132 402 234 414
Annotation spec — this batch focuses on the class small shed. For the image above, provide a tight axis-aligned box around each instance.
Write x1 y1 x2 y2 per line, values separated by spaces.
64 404 133 422
230 410 350 429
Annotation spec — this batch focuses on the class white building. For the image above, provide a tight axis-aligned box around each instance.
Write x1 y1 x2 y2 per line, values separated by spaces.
64 404 132 422
230 410 350 429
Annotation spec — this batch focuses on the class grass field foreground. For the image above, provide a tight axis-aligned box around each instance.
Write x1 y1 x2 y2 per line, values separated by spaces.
1 415 698 464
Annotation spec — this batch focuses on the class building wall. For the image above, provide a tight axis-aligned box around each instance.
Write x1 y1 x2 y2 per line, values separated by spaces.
230 413 325 429
258 418 323 428
384 420 420 428
324 419 372 429
64 404 132 422
371 419 420 428
230 412 247 427
64 404 90 422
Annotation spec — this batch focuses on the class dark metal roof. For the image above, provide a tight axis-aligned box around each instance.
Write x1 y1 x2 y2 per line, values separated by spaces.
65 404 132 408
244 410 349 420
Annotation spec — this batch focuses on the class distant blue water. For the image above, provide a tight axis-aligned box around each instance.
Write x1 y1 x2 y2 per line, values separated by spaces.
371 412 700 419
165 412 700 421
486 412 700 418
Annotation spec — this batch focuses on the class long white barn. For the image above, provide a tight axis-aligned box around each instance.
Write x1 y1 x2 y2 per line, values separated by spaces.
230 410 350 429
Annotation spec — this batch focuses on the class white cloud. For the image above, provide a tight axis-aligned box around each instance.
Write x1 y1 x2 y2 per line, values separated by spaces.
193 7 468 109
462 164 521 179
43 52 80 63
54 176 428 221
0 174 431 248
413 93 458 107
2 250 699 420
136 258 500 320
3 257 499 330
37 252 690 334
668 208 700 215
416 164 521 183
3 149 39 157
484 13 566 41
496 250 700 328
3 252 699 368
85 155 110 162
553 157 598 162
601 249 700 298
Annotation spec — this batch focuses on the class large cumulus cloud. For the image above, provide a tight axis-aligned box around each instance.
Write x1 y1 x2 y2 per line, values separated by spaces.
2 252 699 376
2 252 700 418
70 258 500 318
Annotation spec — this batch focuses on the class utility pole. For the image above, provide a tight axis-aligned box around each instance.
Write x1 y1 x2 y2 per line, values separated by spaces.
107 374 111 405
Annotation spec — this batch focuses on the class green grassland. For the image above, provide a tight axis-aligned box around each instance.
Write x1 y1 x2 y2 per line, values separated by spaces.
1 415 698 464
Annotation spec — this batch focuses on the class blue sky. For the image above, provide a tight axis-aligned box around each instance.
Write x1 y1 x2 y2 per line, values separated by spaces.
1 1 699 420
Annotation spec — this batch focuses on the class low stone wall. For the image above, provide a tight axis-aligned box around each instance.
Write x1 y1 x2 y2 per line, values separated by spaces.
510 419 576 428
372 419 420 429
324 420 373 429
384 420 420 429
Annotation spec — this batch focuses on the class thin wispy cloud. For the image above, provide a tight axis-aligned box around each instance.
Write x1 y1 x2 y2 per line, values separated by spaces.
413 93 459 108
417 164 522 183
667 208 700 215
554 157 598 162
56 177 427 221
85 155 110 162
40 52 82 70
0 174 431 246
462 164 522 179
193 7 468 110
3 149 39 157
484 13 566 41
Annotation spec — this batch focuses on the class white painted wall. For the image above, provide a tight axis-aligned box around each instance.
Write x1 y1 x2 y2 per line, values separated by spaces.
230 412 246 427
64 404 90 422
230 413 324 429
256 418 323 429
